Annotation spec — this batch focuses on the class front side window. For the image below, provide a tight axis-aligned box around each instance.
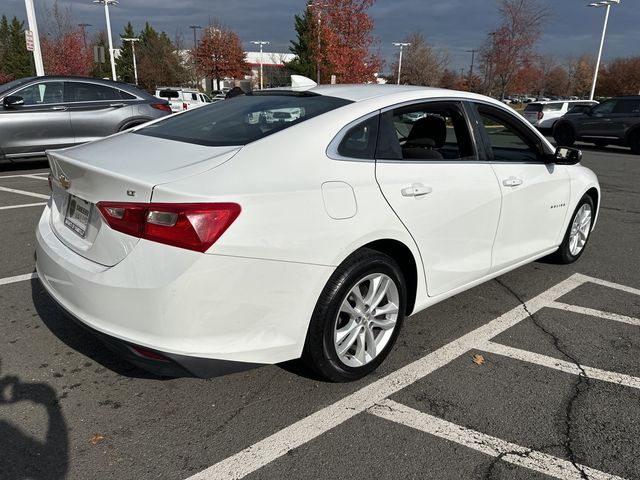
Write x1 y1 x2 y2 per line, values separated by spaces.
67 82 120 102
592 100 616 115
377 102 475 160
476 105 541 162
136 92 351 146
15 81 64 105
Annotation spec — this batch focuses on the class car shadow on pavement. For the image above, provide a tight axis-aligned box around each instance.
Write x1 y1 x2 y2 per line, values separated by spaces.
0 159 49 172
30 278 164 380
0 358 69 480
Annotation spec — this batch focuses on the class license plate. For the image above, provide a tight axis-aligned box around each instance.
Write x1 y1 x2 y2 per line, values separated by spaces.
64 195 92 238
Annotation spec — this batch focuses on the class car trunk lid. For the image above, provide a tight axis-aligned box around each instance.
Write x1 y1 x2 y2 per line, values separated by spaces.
47 132 241 267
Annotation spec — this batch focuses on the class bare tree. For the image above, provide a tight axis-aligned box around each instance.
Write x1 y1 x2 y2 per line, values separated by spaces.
489 0 548 99
389 33 449 86
567 55 595 98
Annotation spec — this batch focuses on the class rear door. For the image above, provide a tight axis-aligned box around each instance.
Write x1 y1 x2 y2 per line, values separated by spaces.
65 81 135 144
578 99 617 138
608 98 640 139
374 101 502 297
470 102 570 271
0 80 73 156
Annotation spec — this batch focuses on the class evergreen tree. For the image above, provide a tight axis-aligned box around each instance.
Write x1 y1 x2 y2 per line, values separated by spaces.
0 16 32 82
136 22 188 91
116 22 136 83
286 7 317 79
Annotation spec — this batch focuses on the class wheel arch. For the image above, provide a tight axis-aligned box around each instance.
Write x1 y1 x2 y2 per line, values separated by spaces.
624 124 640 144
584 186 600 230
118 117 152 132
357 239 419 316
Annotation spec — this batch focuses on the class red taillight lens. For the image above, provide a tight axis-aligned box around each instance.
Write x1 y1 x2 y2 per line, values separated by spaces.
151 103 172 113
96 202 241 252
537 111 544 120
182 102 188 110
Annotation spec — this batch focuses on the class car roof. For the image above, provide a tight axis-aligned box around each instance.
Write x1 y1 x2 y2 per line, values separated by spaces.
300 84 505 106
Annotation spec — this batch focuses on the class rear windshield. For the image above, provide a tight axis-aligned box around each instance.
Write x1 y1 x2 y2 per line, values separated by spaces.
136 92 352 146
524 104 543 112
158 90 180 99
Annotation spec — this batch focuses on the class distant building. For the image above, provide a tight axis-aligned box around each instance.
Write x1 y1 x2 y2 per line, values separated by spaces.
245 51 297 89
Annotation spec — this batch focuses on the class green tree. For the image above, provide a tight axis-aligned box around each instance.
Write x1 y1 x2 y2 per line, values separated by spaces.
116 21 136 83
286 6 317 79
137 22 188 91
0 16 32 82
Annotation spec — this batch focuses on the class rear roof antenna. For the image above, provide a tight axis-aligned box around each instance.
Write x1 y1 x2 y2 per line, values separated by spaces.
291 75 317 91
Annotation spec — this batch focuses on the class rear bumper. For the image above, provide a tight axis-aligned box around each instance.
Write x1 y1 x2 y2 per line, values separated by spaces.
35 204 333 371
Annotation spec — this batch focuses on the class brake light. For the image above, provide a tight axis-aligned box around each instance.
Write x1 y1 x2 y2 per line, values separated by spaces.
537 111 544 120
96 202 241 252
182 102 188 110
151 103 172 113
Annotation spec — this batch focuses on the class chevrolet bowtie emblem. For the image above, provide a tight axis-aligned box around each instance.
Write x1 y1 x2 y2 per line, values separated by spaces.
58 174 71 190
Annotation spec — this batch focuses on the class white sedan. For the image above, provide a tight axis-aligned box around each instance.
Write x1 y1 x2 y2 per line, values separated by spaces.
36 84 600 382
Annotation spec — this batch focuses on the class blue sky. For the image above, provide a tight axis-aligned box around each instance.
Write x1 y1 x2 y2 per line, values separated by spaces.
2 0 639 74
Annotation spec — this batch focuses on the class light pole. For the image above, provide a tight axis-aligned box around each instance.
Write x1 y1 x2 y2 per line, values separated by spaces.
308 2 328 84
93 0 118 81
466 49 477 92
392 42 410 85
24 0 44 76
251 41 270 90
121 37 139 85
78 23 91 49
587 0 620 100
189 25 202 85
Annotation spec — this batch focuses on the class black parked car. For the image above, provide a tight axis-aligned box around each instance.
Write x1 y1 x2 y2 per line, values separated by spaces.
553 96 640 154
0 76 171 163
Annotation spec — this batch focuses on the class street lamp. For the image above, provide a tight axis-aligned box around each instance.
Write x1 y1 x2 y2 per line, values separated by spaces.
78 23 91 49
121 37 139 85
587 0 621 100
308 2 328 84
466 49 477 92
189 25 202 85
251 41 270 90
392 42 410 85
93 0 118 81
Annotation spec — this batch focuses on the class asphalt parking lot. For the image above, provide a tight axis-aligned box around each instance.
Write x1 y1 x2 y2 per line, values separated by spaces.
1 144 639 480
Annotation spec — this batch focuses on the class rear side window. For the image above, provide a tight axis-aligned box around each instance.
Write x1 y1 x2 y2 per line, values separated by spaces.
136 93 351 146
613 99 640 114
191 93 198 101
67 82 120 102
524 104 543 112
337 116 379 159
158 90 179 99
543 103 563 112
119 90 136 100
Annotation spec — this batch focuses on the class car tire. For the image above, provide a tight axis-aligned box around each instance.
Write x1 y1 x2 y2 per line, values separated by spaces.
302 249 406 382
629 131 640 155
549 195 595 264
593 141 608 148
554 124 575 147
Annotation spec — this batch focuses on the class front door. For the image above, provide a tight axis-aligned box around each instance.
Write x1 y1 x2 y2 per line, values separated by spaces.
471 103 571 271
374 101 502 297
0 80 73 157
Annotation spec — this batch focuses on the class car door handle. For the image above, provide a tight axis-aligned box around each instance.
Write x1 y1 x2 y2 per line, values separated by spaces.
503 176 523 187
401 183 433 197
109 103 126 108
50 106 68 111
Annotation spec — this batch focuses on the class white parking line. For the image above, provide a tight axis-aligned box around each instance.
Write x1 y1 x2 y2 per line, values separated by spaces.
0 172 48 179
186 274 585 480
0 272 38 286
370 400 628 480
549 302 640 327
20 174 49 181
0 186 49 200
0 202 47 211
480 341 640 390
575 273 640 297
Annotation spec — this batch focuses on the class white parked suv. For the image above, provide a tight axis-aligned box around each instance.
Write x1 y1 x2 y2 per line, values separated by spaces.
155 88 212 113
523 100 598 130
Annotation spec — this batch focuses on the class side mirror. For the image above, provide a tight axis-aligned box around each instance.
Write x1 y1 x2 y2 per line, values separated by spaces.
547 146 582 165
3 95 24 109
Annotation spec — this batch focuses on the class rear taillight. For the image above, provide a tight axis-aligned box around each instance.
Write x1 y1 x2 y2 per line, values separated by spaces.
537 111 544 120
96 202 241 252
182 102 188 110
151 103 172 113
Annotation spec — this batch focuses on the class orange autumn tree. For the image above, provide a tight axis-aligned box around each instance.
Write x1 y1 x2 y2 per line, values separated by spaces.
314 0 382 84
193 23 249 86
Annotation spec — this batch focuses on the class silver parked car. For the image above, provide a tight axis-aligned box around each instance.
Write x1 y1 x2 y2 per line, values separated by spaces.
0 76 171 162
